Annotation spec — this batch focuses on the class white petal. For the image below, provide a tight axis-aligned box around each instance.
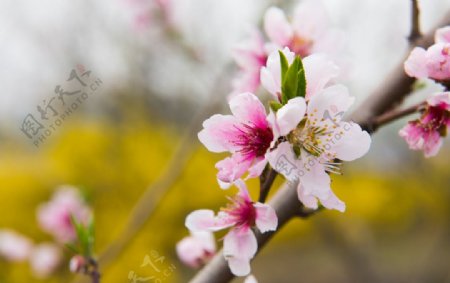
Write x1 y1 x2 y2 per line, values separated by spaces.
404 47 428 79
228 257 252 277
276 97 307 136
307 84 354 126
266 142 299 182
296 184 319 209
332 122 371 161
303 54 339 99
223 229 257 276
299 156 330 198
254 203 278 233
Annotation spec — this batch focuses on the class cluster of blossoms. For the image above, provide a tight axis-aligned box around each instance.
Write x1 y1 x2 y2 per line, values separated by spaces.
401 27 450 157
231 0 343 97
178 2 371 276
0 185 92 278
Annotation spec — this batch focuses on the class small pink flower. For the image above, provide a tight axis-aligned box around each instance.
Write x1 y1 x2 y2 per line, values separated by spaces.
198 92 274 188
405 26 450 81
400 92 450 157
264 1 343 57
29 243 62 278
69 255 87 273
267 85 371 211
230 29 267 97
176 231 216 268
185 181 277 276
260 48 339 101
0 229 33 262
37 185 91 243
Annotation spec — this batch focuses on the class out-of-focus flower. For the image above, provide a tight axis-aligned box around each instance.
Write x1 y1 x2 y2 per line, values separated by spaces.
198 92 274 188
260 48 339 101
185 181 277 276
0 229 33 262
29 243 62 278
405 26 450 81
399 92 450 157
245 275 258 283
69 255 87 273
37 185 91 243
176 231 216 268
263 0 343 57
231 29 267 97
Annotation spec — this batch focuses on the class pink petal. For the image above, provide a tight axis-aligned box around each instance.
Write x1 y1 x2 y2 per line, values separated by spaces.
198 114 240 153
254 203 278 233
332 122 371 161
185 210 235 232
234 179 252 202
303 54 339 99
426 92 450 108
229 92 268 127
216 154 253 188
307 84 354 125
424 43 450 80
176 231 216 268
223 228 257 276
423 131 443 158
264 7 293 47
232 29 266 69
247 158 268 179
404 47 428 79
435 26 450 43
0 230 33 262
275 97 307 136
29 243 62 278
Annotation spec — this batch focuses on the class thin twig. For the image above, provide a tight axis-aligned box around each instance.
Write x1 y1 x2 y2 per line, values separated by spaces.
372 101 425 130
408 0 422 44
258 168 278 203
188 11 450 283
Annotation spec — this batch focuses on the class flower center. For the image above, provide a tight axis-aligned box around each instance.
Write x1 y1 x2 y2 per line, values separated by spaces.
287 120 327 157
290 35 313 57
222 196 256 229
234 123 274 159
421 104 450 136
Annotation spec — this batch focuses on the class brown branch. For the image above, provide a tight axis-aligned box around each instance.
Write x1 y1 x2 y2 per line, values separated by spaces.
351 10 450 134
258 168 278 203
372 101 425 130
408 0 422 44
188 10 450 283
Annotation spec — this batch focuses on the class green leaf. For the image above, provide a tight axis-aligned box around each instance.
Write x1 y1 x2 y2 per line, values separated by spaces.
296 57 306 98
269 101 283 112
279 50 289 84
281 57 300 103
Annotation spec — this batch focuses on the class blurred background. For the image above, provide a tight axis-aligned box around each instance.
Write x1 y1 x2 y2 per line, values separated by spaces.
1 0 450 282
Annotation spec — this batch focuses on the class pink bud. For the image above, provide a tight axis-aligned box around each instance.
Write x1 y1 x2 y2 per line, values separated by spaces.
69 255 87 273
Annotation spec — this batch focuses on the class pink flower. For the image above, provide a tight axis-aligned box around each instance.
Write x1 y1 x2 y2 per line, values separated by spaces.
264 1 343 57
399 92 450 157
230 29 267 97
37 185 91 243
405 26 450 81
266 85 371 211
0 229 33 262
198 92 274 188
176 231 216 268
69 255 87 273
185 181 277 276
29 243 62 278
260 48 339 101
